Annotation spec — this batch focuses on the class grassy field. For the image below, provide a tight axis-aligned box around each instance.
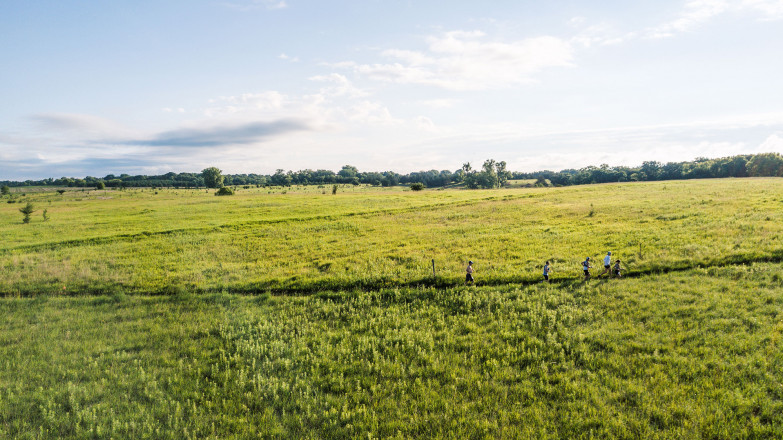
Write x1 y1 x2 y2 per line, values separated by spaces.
1 178 782 438
1 179 782 295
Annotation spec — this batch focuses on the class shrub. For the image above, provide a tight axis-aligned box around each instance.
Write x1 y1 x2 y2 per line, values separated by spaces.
215 186 235 196
332 185 338 195
410 182 425 191
19 202 35 223
96 181 105 190
0 185 9 195
57 190 66 195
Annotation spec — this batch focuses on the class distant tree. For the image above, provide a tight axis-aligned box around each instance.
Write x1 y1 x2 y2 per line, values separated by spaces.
215 186 234 196
271 169 293 186
1 185 9 196
96 181 106 190
338 165 359 180
495 161 511 186
747 153 783 177
332 184 338 195
641 161 662 181
410 182 425 191
201 167 224 188
660 162 684 181
535 176 549 187
465 159 499 189
19 202 35 224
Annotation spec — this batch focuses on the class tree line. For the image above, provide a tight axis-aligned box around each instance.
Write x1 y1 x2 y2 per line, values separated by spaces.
2 153 782 189
513 153 783 186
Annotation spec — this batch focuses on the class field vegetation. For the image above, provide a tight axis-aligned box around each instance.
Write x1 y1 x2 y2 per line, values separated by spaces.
1 178 782 295
1 178 782 438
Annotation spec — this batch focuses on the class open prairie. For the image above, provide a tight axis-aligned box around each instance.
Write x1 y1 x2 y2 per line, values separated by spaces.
1 179 782 438
1 178 782 295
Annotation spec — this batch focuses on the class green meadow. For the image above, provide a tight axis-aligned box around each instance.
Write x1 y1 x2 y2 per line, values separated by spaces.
1 179 782 295
1 178 782 438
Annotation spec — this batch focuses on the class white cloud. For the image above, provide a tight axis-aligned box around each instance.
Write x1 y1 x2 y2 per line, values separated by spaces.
571 23 637 47
308 73 368 98
645 0 783 39
278 53 300 62
568 16 587 27
414 116 437 131
759 133 783 152
417 99 461 109
341 30 573 91
741 0 783 19
647 0 730 39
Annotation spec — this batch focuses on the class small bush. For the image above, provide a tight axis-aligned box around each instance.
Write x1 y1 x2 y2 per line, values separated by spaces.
215 186 235 196
19 202 35 223
410 182 425 191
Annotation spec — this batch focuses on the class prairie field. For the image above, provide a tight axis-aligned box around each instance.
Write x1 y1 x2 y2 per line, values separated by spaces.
1 178 782 439
1 178 782 295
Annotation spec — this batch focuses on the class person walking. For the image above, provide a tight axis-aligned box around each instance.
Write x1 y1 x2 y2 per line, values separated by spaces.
582 257 592 280
600 251 612 277
613 259 623 278
543 261 553 283
465 261 475 285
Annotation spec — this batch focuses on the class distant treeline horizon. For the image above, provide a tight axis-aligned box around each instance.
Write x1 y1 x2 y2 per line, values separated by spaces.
2 152 782 189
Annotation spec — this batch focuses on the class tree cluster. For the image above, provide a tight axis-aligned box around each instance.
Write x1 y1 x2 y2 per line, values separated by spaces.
2 153 782 190
513 153 783 186
462 160 512 189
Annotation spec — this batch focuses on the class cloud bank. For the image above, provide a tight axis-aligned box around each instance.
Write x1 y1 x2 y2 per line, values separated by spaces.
339 30 573 91
120 119 312 148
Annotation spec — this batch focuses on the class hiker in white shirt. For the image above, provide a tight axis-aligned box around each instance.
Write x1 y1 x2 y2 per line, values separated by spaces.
600 251 612 277
465 261 475 285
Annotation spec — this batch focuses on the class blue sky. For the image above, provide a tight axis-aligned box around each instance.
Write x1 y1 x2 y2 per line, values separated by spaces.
2 0 783 180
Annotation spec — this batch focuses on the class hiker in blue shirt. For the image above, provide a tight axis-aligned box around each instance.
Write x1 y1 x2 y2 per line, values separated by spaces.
543 261 553 283
582 257 592 280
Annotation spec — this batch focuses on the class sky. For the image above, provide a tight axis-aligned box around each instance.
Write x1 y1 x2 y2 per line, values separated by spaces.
2 0 783 180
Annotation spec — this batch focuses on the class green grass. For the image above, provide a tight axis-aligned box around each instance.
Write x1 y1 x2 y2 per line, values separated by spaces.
1 178 782 438
1 264 781 438
1 179 782 295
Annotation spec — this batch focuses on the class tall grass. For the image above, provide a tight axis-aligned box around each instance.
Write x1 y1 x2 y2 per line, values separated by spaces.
1 264 781 438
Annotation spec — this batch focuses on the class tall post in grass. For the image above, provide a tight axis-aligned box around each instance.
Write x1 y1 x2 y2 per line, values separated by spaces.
431 259 436 278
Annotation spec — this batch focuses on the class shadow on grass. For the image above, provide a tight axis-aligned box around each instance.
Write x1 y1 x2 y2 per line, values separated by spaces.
5 249 782 297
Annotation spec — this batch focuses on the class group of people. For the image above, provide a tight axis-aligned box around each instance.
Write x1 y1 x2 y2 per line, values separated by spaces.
464 251 623 285
579 251 623 281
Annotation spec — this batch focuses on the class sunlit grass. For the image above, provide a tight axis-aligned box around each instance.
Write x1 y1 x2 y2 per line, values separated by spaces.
1 178 782 438
1 263 781 438
1 179 782 295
